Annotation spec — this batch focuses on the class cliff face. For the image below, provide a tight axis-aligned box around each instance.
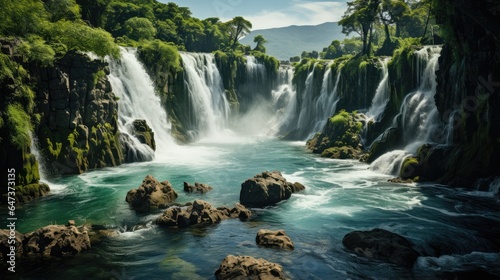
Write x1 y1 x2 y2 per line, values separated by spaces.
404 0 500 186
33 51 124 175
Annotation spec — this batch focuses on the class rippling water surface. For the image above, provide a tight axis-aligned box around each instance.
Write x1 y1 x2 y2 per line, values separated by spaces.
7 136 500 279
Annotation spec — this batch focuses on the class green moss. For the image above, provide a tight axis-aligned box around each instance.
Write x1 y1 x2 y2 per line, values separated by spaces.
400 157 419 180
92 69 106 86
330 109 350 126
46 138 62 158
6 104 32 149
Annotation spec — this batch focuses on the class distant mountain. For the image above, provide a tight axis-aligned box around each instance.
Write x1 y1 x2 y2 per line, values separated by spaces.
240 22 347 61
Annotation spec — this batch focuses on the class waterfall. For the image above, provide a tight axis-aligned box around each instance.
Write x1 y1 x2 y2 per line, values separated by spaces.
370 46 442 175
311 66 342 134
108 47 174 161
179 52 230 139
365 57 391 121
270 66 295 134
275 62 341 139
245 56 267 86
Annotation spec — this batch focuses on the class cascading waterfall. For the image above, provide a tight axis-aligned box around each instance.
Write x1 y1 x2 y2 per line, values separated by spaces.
370 46 443 175
295 62 319 137
311 66 342 134
245 56 267 85
270 66 295 134
108 47 174 161
276 62 341 139
365 57 391 121
179 52 230 138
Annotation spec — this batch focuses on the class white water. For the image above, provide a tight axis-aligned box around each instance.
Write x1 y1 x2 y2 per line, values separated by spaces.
245 56 266 85
311 66 342 135
108 47 174 161
370 46 442 175
180 52 230 139
366 57 391 121
271 66 296 135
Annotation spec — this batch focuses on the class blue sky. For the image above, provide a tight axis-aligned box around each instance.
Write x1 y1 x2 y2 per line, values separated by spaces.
158 0 348 30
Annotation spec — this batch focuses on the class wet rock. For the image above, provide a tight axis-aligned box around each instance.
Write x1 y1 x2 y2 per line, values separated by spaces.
23 223 91 258
256 229 294 250
240 171 305 207
0 229 25 259
215 255 285 280
126 175 178 212
132 119 156 151
155 200 251 227
183 182 213 194
342 228 420 267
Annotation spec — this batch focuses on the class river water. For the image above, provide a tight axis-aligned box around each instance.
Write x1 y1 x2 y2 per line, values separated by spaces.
8 135 500 279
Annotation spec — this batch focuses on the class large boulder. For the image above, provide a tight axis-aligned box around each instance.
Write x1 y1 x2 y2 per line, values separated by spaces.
0 221 91 261
126 175 178 212
240 171 305 207
155 200 251 228
256 229 294 250
183 182 213 194
342 228 420 267
306 110 363 159
23 222 91 258
215 255 285 280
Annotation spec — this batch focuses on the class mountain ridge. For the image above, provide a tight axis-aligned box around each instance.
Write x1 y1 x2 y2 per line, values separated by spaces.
240 22 347 60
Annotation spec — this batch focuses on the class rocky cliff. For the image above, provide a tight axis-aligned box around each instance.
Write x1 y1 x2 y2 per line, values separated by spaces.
0 40 125 204
33 51 124 175
401 0 500 186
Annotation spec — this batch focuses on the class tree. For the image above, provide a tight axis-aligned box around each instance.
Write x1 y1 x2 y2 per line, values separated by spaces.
253 35 267 53
44 0 81 22
321 40 344 59
124 17 156 41
339 0 381 56
378 0 409 43
226 16 252 49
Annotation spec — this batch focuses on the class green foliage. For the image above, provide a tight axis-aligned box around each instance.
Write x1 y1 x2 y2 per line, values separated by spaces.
44 0 81 22
321 40 344 59
45 20 119 58
253 35 267 53
138 39 181 74
6 104 32 149
226 16 252 49
0 0 48 37
124 17 156 41
18 36 56 66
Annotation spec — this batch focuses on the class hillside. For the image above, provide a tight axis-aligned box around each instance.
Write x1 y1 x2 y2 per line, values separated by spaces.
240 22 346 61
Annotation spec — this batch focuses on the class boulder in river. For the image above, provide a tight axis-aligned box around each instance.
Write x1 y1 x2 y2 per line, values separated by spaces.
215 255 285 280
126 175 178 212
155 200 251 227
0 221 91 260
256 229 294 250
342 228 420 267
183 182 213 194
239 171 305 207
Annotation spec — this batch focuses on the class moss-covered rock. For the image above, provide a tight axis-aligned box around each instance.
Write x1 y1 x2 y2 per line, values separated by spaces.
307 110 363 159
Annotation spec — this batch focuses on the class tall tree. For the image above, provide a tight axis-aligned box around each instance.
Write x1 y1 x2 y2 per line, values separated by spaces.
339 0 380 56
226 16 252 49
253 35 267 53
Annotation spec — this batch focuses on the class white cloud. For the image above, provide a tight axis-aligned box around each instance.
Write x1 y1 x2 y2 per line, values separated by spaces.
239 1 347 30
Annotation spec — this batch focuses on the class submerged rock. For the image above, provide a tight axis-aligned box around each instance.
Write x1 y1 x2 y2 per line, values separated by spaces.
183 182 213 194
256 229 294 250
239 171 305 207
155 200 251 227
126 175 178 212
342 228 420 267
215 255 285 280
